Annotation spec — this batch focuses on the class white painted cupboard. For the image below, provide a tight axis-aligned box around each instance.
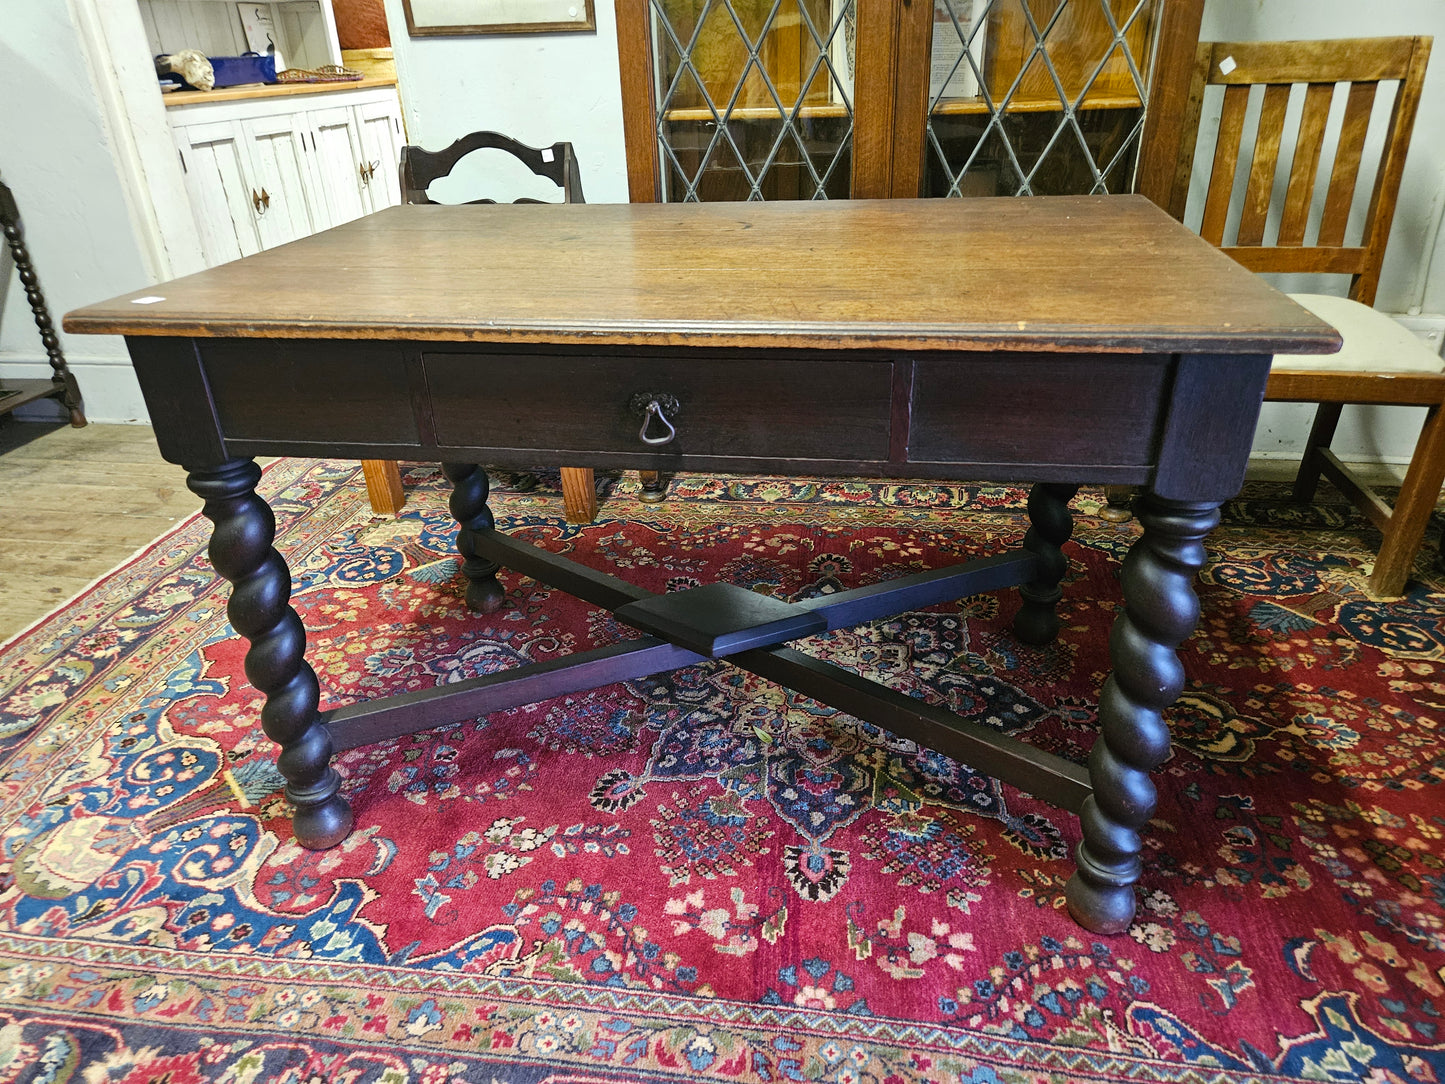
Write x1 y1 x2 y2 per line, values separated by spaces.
170 85 405 266
136 0 405 267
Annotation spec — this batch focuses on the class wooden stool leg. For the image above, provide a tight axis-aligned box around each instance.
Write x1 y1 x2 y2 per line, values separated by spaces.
1098 485 1135 523
1369 402 1445 597
362 459 405 515
2 181 86 427
1293 402 1344 503
561 467 598 524
638 469 668 503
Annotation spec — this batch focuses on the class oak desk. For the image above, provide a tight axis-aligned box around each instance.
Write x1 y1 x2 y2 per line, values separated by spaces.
66 196 1339 933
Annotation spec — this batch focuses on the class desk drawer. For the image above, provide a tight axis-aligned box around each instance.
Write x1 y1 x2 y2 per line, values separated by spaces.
424 352 894 461
908 354 1169 466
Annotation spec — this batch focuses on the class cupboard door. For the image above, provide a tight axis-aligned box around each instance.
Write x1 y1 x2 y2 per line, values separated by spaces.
617 0 1202 202
354 99 406 211
306 106 370 227
173 120 262 265
240 114 319 248
617 0 875 201
921 0 1161 198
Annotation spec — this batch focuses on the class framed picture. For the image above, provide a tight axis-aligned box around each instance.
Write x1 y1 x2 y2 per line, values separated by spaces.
400 0 596 36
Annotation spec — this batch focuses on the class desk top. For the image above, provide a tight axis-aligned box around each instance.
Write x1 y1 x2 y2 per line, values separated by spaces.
66 195 1339 356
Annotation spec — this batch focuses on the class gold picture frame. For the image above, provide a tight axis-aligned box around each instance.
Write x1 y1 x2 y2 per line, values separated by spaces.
401 0 596 36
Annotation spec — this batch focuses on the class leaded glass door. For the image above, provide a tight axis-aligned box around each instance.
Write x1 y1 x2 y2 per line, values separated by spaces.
637 0 860 201
924 0 1161 197
616 0 1201 204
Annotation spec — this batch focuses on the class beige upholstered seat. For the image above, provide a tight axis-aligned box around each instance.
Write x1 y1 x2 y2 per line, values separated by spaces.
1274 295 1443 374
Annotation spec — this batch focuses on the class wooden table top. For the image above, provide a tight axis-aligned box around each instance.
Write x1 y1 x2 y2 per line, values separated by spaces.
65 196 1340 356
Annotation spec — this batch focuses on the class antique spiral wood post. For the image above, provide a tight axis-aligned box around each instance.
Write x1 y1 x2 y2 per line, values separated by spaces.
188 459 352 849
444 461 506 613
1067 494 1219 932
1013 482 1080 645
0 179 85 426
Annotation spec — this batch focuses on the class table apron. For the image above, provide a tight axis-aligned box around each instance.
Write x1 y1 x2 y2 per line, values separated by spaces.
126 337 1271 497
132 335 1219 479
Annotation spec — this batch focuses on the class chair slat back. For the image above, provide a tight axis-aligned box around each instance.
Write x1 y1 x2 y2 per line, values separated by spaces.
1169 35 1430 306
399 131 586 206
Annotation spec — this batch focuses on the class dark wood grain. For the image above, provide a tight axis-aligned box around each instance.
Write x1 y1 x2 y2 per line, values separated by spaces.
908 354 1169 465
425 351 893 460
67 198 1338 356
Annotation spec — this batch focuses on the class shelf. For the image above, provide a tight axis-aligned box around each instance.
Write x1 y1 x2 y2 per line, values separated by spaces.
164 76 398 107
0 379 68 418
931 93 1144 116
662 103 850 123
660 93 1143 124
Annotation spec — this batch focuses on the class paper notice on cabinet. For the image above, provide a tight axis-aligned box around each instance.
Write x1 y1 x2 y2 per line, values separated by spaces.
237 4 286 71
930 0 984 101
829 0 856 105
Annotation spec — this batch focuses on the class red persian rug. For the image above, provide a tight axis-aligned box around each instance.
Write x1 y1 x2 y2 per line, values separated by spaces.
1 461 1443 1083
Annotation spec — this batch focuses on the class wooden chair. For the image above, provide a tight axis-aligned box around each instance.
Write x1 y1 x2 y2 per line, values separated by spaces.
395 131 598 524
1161 35 1437 596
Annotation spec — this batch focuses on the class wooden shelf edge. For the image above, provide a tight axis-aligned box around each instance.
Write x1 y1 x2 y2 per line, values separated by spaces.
0 379 69 417
660 93 1143 124
164 76 398 107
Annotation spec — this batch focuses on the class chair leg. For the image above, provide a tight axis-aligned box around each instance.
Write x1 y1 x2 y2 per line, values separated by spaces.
638 469 668 504
1098 485 1135 522
561 467 598 524
1293 402 1344 503
362 459 406 515
1368 403 1445 597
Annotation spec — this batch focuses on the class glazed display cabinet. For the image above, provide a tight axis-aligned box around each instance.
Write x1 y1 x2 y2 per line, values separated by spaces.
615 0 1204 202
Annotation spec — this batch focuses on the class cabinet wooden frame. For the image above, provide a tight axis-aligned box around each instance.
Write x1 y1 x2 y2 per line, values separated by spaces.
614 0 1206 202
400 0 596 36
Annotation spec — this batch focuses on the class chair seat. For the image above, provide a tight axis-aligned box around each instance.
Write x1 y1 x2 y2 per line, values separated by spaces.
1272 293 1445 374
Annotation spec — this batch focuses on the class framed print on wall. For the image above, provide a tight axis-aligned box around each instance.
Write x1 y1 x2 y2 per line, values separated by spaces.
401 0 596 36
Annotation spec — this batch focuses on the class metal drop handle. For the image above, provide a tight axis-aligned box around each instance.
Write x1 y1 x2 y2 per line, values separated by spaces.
637 398 676 446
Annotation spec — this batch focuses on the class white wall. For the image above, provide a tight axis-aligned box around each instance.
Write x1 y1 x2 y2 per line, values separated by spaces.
380 0 629 203
0 1 156 423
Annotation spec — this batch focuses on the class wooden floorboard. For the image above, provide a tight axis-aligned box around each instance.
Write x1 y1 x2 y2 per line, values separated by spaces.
0 419 202 642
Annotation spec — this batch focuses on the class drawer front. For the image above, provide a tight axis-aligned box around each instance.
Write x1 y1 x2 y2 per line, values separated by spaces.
203 340 419 445
909 354 1170 466
425 353 894 461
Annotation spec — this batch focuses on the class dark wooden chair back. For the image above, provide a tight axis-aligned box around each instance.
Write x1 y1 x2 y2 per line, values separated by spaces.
399 131 585 206
1168 35 1431 306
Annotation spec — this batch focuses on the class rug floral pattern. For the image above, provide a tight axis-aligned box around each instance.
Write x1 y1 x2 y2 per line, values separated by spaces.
1 462 1443 1083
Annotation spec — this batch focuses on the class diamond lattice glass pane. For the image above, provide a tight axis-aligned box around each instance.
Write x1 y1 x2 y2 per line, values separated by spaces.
663 118 753 200
1098 119 1145 193
651 0 854 200
925 0 1158 198
926 119 1024 197
1026 108 1141 194
693 1 759 107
